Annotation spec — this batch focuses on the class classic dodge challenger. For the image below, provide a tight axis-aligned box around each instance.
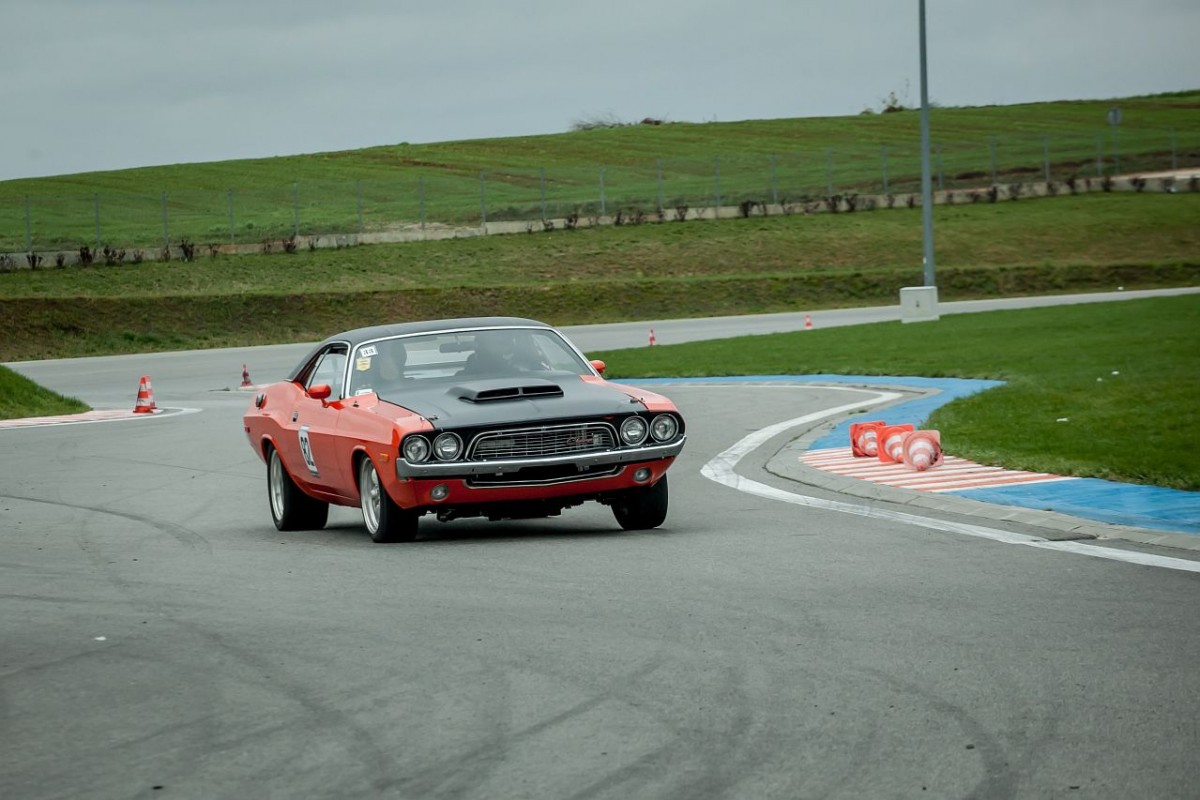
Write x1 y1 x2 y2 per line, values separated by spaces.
243 317 686 542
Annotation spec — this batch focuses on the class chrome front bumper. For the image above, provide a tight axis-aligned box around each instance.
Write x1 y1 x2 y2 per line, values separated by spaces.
395 436 686 479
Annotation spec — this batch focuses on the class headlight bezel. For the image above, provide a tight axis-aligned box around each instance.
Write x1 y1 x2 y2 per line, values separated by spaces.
402 435 431 463
619 415 649 446
650 413 679 442
432 432 463 461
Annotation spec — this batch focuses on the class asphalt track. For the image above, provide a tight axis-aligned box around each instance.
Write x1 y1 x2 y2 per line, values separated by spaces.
3 289 1200 799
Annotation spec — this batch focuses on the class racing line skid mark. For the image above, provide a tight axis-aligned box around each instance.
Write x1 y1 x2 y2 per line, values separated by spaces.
801 446 1078 493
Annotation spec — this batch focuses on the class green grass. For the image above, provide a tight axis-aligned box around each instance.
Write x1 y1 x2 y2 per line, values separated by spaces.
592 295 1200 491
0 366 89 420
1 91 1196 250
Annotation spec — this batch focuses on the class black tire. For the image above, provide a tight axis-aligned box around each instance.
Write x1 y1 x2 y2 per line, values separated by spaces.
267 446 329 531
612 474 669 531
359 457 419 543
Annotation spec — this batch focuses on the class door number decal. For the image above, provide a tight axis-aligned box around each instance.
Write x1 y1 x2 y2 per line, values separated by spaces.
298 425 319 476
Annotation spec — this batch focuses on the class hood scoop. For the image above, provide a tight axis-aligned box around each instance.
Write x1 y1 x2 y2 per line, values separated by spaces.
452 379 565 403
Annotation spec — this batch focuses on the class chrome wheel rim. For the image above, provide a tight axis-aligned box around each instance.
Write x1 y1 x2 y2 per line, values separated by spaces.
361 461 382 533
269 451 286 522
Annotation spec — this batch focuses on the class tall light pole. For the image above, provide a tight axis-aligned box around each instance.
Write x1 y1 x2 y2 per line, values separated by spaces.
919 0 935 287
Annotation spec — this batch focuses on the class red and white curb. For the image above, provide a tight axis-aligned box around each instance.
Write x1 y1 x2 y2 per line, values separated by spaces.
801 446 1077 493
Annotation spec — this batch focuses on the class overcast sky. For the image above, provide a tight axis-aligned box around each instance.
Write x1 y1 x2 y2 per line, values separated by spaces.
2 0 1197 181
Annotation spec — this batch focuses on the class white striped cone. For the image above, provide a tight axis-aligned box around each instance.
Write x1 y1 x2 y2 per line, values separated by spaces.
878 423 915 464
901 430 943 472
850 420 886 457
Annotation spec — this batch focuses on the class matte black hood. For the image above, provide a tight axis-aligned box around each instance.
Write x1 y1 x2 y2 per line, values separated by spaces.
377 375 642 428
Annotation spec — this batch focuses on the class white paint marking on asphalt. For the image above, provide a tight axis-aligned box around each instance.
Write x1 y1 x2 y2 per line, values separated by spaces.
701 389 1200 574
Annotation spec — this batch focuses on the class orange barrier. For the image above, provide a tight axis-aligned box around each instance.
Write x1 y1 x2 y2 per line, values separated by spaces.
901 430 943 471
877 423 915 464
850 420 886 457
133 375 157 414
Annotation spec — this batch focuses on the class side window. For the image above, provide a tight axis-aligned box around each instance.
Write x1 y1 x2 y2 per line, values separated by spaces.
305 346 348 395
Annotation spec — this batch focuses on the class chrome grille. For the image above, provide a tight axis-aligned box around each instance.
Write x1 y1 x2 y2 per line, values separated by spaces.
468 423 616 461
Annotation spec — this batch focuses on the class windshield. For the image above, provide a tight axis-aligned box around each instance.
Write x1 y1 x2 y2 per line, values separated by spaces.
347 327 593 396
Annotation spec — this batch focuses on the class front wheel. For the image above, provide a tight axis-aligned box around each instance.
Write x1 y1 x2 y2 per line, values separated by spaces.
611 474 669 531
267 446 329 531
359 457 419 543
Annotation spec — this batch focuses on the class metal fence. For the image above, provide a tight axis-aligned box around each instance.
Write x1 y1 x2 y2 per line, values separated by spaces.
1 126 1195 256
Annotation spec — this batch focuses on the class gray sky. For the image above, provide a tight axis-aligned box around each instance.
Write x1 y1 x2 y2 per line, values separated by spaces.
2 0 1197 181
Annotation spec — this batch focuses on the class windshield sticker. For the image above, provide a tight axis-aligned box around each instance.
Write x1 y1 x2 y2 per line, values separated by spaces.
355 357 373 371
360 345 378 357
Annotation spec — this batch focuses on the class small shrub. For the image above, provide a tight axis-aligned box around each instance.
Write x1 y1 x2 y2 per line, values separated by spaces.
986 186 999 203
208 244 220 258
906 194 917 208
79 245 94 266
262 239 274 254
27 252 43 269
541 219 555 232
1066 176 1078 194
1131 177 1146 193
1046 181 1058 197
1189 176 1199 193
160 245 172 262
179 239 196 261
1101 176 1114 192
1008 183 1023 201
0 254 14 271
101 246 126 266
673 205 688 222
564 212 579 230
55 253 66 268
132 249 144 264
282 235 298 254
307 237 319 251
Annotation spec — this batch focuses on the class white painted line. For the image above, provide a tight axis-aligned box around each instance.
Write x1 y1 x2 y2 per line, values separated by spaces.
701 395 1200 574
0 407 202 430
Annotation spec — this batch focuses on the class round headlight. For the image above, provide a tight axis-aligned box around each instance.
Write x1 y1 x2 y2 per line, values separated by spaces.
433 432 463 461
620 416 648 445
402 435 431 463
650 414 679 442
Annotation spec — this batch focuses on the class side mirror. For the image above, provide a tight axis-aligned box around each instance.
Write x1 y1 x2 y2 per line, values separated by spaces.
308 383 332 401
590 359 606 375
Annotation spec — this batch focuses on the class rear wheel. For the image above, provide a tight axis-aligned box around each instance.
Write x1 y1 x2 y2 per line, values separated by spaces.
611 474 669 531
359 457 419 543
267 446 329 531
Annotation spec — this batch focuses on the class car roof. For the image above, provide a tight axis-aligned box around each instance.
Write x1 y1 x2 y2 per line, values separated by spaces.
326 316 554 349
288 317 558 381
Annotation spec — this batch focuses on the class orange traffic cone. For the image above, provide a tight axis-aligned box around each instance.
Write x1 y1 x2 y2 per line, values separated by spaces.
133 375 157 414
805 314 813 330
649 328 657 347
901 430 943 471
850 420 886 457
877 423 915 464
241 363 252 388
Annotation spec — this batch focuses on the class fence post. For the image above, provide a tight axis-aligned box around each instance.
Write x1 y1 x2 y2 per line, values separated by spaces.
656 159 663 215
989 136 997 184
540 168 547 222
356 179 364 232
227 189 235 245
23 195 31 252
769 154 778 206
478 172 487 229
93 193 100 251
418 177 425 230
881 144 889 195
161 191 170 250
292 182 299 238
713 156 721 211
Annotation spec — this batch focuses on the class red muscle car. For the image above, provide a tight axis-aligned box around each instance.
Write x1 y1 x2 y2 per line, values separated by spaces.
243 317 686 542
